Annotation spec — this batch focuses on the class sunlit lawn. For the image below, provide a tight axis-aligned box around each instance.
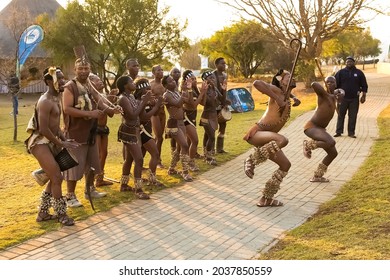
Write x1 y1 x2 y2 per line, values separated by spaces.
0 82 316 250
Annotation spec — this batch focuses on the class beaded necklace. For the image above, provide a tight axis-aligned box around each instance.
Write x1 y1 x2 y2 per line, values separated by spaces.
167 89 181 101
122 92 141 126
257 99 291 129
123 92 138 108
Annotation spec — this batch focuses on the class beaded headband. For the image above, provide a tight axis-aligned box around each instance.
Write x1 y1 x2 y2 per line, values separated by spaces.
136 81 150 89
184 72 194 81
201 71 213 81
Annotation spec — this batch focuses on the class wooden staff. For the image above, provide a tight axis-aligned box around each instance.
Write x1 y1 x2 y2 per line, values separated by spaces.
284 38 302 101
85 167 95 211
87 79 124 116
103 176 120 183
315 57 329 92
87 78 119 108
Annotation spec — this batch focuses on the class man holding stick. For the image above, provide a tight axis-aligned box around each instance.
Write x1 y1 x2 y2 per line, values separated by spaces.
243 69 300 207
62 48 121 207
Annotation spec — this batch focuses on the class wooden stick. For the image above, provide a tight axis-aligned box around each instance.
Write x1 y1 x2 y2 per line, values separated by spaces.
315 57 329 92
284 38 302 101
103 176 120 183
85 167 95 211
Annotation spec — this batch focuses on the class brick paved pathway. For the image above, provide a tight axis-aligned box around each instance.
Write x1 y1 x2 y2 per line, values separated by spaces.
1 72 389 260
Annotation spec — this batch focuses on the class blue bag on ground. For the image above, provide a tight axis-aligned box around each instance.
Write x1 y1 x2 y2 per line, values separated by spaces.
227 87 255 113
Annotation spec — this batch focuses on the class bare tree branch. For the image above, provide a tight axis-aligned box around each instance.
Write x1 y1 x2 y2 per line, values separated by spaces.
218 0 385 59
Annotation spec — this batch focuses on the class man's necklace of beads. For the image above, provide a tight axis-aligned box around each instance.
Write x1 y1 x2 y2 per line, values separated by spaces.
167 90 181 101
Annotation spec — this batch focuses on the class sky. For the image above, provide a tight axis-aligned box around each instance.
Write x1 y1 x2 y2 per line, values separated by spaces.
0 0 389 59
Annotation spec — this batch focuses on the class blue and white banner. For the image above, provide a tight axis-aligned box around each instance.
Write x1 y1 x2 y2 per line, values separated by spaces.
18 25 44 68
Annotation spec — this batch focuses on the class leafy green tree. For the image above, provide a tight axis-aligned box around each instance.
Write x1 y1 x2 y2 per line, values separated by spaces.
201 20 271 78
358 29 381 59
322 27 381 69
40 0 189 89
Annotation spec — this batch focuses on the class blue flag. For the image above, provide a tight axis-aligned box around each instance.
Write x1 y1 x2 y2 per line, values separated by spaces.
18 25 44 68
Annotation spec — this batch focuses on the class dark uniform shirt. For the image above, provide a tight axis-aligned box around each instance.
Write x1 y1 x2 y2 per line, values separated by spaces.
335 66 368 99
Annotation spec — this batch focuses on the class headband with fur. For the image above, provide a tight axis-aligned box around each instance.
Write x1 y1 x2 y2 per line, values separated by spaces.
44 66 60 90
272 69 290 88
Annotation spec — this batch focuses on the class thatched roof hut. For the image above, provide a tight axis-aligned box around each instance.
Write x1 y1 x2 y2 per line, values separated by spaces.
0 0 61 58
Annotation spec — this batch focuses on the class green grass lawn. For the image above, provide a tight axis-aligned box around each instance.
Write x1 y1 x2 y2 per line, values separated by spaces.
0 85 316 250
259 105 390 260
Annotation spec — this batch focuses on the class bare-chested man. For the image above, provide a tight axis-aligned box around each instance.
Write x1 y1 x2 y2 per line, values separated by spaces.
170 67 181 90
243 69 301 207
123 58 141 162
27 67 79 225
303 76 344 182
169 67 181 153
150 65 166 168
181 70 205 171
126 58 140 80
199 71 219 165
162 75 193 182
213 57 230 154
88 73 115 187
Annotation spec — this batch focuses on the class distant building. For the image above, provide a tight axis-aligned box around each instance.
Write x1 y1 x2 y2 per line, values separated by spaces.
0 0 61 58
388 44 390 60
0 0 61 93
198 54 209 69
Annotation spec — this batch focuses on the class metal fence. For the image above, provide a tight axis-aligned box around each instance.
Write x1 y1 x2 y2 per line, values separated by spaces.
0 80 46 94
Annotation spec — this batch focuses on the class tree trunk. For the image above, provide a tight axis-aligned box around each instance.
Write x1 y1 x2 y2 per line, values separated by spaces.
12 95 18 142
297 60 316 89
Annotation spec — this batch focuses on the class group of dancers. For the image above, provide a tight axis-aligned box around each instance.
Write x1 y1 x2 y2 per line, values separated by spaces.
26 54 232 226
27 50 347 226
